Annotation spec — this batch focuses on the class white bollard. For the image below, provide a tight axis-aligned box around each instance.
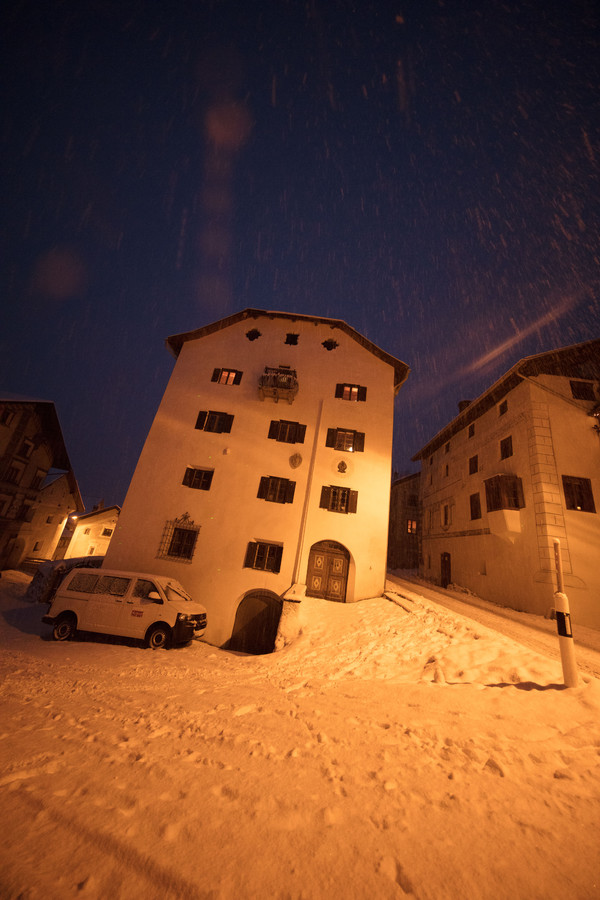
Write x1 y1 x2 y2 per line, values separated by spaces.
553 539 578 688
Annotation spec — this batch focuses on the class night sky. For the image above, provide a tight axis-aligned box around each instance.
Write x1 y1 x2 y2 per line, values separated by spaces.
2 0 599 509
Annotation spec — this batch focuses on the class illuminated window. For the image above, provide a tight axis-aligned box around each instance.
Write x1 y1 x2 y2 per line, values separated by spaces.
195 410 234 433
268 420 306 444
257 476 296 504
211 368 242 385
319 485 358 514
562 476 595 513
470 493 481 520
325 428 365 452
101 527 114 537
182 467 214 491
469 455 478 475
407 519 417 534
570 380 595 401
244 541 282 573
500 436 513 460
335 383 367 402
484 475 524 511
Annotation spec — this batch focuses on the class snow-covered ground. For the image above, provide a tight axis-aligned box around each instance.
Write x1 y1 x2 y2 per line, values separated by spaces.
1 570 599 900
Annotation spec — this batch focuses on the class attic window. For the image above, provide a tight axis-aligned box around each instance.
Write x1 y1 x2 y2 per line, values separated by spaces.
322 339 339 351
0 409 15 427
246 329 261 341
499 400 508 416
285 333 299 345
570 380 595 401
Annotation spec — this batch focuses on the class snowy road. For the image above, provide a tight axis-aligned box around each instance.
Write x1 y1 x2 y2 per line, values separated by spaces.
387 572 600 681
1 570 600 900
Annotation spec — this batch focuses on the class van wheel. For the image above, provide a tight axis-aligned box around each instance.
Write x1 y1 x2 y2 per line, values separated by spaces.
53 614 76 641
146 624 170 650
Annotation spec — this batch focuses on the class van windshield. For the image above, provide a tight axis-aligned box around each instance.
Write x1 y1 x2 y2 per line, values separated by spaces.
165 582 193 603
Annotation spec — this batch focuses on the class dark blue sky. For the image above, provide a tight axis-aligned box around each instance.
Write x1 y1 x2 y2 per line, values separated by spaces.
2 0 599 509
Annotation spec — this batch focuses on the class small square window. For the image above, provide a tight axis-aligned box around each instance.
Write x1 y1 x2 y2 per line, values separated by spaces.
335 383 367 402
407 519 417 534
102 527 114 537
158 516 199 562
285 333 299 345
257 476 295 504
268 420 306 444
195 410 234 433
500 436 513 460
499 400 508 416
84 527 91 535
322 339 338 351
244 541 282 573
469 455 478 475
326 427 365 452
182 467 214 491
211 368 242 385
319 485 358 514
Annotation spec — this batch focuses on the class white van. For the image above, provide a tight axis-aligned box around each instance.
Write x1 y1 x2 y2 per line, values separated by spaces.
42 568 207 649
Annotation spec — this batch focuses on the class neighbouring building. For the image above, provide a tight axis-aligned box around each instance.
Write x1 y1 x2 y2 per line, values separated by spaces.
63 504 121 559
104 308 409 650
0 396 83 570
413 339 600 630
387 472 420 570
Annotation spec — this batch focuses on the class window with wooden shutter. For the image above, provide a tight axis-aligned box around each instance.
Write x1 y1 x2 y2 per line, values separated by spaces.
484 475 524 512
257 476 295 504
319 485 358 513
562 476 596 512
267 420 306 443
335 383 367 401
211 368 243 385
325 428 365 452
195 410 234 433
244 541 283 573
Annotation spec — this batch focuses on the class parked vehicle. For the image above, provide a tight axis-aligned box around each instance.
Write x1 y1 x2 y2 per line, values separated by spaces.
42 568 207 649
25 556 103 606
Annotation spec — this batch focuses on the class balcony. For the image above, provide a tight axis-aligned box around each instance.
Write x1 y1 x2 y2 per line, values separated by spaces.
258 366 299 404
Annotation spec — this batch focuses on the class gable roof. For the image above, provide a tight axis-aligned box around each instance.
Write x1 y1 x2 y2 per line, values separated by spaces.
166 308 410 393
0 394 74 472
73 505 121 523
412 338 600 461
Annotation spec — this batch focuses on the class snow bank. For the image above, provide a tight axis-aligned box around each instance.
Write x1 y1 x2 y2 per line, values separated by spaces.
1 574 599 899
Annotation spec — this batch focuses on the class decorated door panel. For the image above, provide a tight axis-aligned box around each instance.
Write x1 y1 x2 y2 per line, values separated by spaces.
306 541 349 602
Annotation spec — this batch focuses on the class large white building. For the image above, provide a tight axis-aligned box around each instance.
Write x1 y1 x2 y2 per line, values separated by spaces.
104 309 409 650
413 340 600 630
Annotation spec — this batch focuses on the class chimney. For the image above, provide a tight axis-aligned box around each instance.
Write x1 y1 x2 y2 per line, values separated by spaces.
458 400 472 413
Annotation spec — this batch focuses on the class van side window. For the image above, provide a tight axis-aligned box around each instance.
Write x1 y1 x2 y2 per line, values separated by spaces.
68 572 99 593
133 579 160 601
94 575 131 596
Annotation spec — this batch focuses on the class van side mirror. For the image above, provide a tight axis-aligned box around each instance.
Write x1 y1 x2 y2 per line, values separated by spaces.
148 591 162 602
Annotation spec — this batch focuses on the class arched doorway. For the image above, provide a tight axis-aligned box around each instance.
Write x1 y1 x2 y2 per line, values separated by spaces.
306 540 350 602
226 590 283 654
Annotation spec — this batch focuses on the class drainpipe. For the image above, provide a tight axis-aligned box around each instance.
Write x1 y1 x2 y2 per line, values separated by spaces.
292 398 324 586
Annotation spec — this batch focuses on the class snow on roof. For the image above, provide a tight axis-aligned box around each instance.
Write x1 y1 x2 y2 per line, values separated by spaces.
165 308 410 393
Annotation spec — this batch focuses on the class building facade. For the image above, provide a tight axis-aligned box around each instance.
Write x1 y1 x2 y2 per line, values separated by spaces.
104 309 409 650
64 505 120 559
0 397 82 570
413 340 600 630
387 472 420 570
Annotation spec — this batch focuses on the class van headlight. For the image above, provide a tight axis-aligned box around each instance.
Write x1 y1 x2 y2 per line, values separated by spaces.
177 613 192 623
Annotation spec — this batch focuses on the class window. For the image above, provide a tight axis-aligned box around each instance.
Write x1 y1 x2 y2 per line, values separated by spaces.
158 515 199 562
18 503 34 522
182 467 214 491
34 541 42 552
102 527 114 537
442 504 450 526
469 455 478 475
429 456 433 466
335 383 367 402
17 439 34 459
0 409 15 427
470 493 482 520
195 410 234 433
468 424 475 438
268 420 306 444
444 464 449 477
30 469 46 490
444 442 450 453
132 579 160 601
285 333 298 345
322 339 338 351
244 541 283 573
5 463 23 485
246 329 261 341
211 368 242 385
484 475 524 512
94 575 131 597
325 428 365 452
68 572 99 593
500 436 513 460
319 485 358 514
499 399 508 416
84 528 91 535
562 476 596 513
407 519 417 534
257 476 296 504
570 380 595 401
46 516 54 524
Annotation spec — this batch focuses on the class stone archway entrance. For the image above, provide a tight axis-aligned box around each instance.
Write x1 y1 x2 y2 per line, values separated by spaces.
227 590 283 654
306 540 350 602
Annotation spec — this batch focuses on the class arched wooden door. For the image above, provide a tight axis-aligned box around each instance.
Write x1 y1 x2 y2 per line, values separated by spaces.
306 540 350 602
227 590 282 654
